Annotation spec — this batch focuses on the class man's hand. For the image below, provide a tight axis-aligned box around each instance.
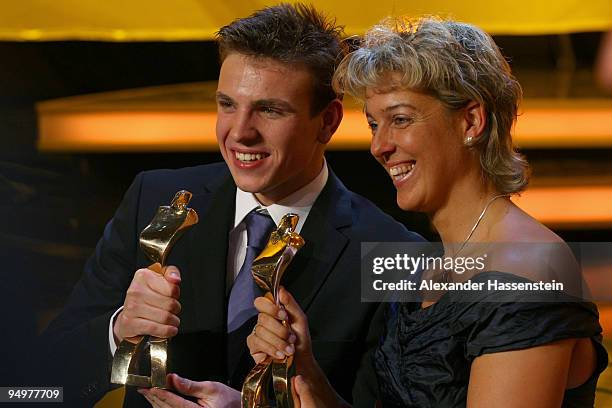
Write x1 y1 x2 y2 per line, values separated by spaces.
138 374 241 408
113 265 182 344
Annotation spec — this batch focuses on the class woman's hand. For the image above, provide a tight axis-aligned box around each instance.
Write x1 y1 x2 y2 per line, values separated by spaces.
291 375 321 408
247 287 349 408
247 287 313 366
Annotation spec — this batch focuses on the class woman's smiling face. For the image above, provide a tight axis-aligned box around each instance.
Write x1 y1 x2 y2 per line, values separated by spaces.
365 85 476 214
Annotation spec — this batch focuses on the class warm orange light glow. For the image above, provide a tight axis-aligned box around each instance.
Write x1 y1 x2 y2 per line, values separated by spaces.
35 93 612 226
512 186 612 227
39 111 219 152
37 101 612 151
514 103 612 148
598 305 612 337
603 310 612 337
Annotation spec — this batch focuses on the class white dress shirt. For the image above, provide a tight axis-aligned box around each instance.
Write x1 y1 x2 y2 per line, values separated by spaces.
109 161 328 355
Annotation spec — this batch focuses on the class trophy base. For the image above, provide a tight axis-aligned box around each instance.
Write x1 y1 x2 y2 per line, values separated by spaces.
111 336 169 389
242 356 294 408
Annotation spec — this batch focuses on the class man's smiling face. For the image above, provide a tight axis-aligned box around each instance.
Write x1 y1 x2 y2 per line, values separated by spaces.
216 53 327 205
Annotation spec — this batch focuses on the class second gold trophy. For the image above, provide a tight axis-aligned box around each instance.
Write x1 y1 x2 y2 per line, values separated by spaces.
242 213 305 408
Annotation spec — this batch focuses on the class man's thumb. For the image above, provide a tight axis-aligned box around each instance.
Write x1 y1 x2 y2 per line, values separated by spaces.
168 373 194 394
164 265 181 283
168 374 218 398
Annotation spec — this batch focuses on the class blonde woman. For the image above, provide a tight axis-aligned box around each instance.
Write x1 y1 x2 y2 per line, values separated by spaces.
248 17 607 407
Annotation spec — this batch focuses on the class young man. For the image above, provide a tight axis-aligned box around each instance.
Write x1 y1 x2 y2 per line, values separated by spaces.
42 4 422 407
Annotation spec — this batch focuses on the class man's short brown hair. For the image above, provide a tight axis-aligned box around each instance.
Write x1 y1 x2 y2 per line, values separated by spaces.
216 3 345 114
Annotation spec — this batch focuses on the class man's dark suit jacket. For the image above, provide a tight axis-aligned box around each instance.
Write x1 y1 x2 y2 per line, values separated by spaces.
41 162 422 407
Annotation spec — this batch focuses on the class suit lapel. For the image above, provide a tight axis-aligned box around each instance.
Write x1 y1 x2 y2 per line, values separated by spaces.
183 172 236 332
282 170 352 312
232 169 354 382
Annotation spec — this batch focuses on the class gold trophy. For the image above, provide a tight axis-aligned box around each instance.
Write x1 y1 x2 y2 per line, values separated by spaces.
242 213 305 408
110 190 198 388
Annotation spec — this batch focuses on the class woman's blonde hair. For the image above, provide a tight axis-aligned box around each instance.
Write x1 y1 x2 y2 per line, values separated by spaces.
333 16 529 194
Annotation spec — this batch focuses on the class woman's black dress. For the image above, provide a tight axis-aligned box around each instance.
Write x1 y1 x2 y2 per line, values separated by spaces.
375 272 609 407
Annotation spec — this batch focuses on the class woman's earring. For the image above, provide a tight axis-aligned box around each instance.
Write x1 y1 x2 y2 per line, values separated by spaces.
464 136 474 145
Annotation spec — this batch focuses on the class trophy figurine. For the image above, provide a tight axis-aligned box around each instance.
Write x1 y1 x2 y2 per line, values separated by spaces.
242 213 305 408
111 190 198 388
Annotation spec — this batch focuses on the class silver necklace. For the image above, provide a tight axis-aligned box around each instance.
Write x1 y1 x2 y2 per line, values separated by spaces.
442 193 509 283
455 193 510 256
